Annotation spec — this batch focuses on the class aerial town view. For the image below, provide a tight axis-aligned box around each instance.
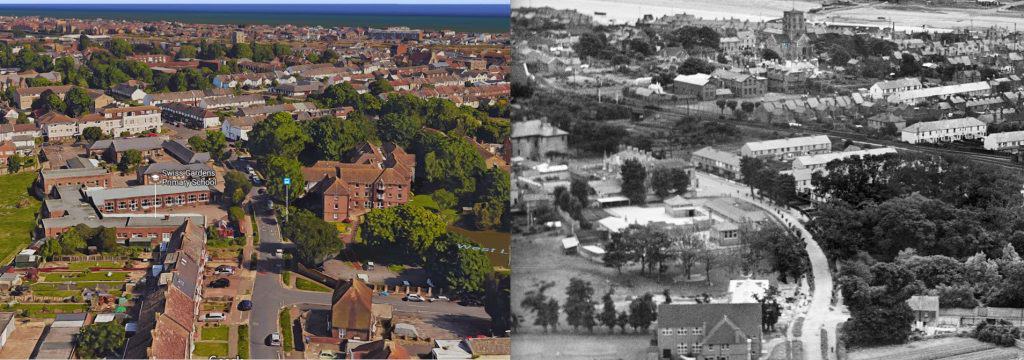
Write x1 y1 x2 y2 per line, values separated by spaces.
0 1 513 359
512 0 1024 359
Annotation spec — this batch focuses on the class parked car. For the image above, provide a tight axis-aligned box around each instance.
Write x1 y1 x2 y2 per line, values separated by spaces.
203 312 226 322
214 265 234 275
267 332 282 346
430 296 450 302
404 293 425 302
209 278 231 288
238 300 253 311
275 248 284 257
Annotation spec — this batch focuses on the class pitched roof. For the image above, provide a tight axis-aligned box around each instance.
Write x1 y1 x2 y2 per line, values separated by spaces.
511 119 567 138
36 111 76 125
350 340 412 359
658 303 762 345
742 135 831 152
331 279 373 332
903 117 985 133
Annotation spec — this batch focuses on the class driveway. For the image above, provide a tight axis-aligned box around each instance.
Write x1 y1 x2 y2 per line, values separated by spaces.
694 172 846 360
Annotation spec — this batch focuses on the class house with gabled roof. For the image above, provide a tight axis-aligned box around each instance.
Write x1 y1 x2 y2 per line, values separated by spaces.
657 303 762 360
304 142 415 222
331 278 376 340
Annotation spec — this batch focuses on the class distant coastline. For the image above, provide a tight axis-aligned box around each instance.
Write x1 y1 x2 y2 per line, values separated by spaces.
0 4 511 33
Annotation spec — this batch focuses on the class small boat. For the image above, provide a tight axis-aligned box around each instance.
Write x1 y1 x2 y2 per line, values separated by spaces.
594 11 607 16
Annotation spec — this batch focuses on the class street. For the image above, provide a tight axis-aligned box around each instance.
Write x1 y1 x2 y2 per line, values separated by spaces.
246 193 492 358
695 173 847 360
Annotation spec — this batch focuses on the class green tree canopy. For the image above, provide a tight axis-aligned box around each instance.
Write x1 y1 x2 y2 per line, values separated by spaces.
77 322 126 359
247 112 310 160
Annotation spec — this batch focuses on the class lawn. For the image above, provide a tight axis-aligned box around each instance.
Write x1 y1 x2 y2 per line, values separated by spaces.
32 281 123 291
513 334 652 360
0 172 40 265
42 271 129 282
1 303 89 318
848 337 998 360
282 271 291 286
237 325 250 359
201 325 230 341
294 277 331 292
67 261 124 271
192 342 229 357
279 308 294 351
410 194 458 223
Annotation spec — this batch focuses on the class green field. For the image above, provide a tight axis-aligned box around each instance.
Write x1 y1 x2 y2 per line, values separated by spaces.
0 172 40 265
201 325 230 341
192 342 229 357
295 277 331 292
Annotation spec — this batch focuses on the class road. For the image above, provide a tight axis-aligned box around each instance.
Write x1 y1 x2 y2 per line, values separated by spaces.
695 173 845 360
249 194 330 360
246 193 492 358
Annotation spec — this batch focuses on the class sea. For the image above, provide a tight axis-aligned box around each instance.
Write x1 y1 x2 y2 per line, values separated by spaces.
0 3 511 33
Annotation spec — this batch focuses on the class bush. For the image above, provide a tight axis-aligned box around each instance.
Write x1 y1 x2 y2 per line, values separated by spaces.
974 321 1021 346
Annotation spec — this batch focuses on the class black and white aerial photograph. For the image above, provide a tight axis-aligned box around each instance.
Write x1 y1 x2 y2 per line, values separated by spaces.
509 0 1024 359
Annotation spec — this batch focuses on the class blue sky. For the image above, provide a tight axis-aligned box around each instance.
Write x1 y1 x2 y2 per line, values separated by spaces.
0 0 508 4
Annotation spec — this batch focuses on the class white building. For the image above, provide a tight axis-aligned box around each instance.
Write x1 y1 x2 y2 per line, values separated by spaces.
740 135 831 160
792 147 897 196
901 117 986 144
869 77 922 99
221 116 260 141
886 81 991 105
983 130 1024 151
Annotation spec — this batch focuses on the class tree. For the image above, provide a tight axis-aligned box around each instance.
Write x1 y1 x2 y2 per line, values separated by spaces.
715 99 726 114
667 26 720 50
6 153 21 174
627 293 657 332
678 57 715 75
563 278 597 332
63 87 94 117
616 311 629 333
762 48 781 61
82 126 105 142
574 32 611 59
78 34 92 51
520 281 559 332
118 149 142 173
570 178 590 206
743 222 809 283
176 44 198 59
424 233 493 294
281 209 342 266
109 38 133 58
229 43 253 59
77 322 126 359
620 158 647 205
898 53 921 77
264 155 305 201
358 204 449 264
650 167 690 198
378 113 422 148
203 130 228 162
247 112 309 160
223 170 253 206
31 90 65 114
369 78 393 95
484 271 511 335
598 289 618 332
301 115 377 161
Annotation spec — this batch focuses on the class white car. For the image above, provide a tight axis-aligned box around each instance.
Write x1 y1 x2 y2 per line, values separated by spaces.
275 249 284 257
404 293 425 302
430 296 450 302
203 312 226 322
268 332 282 346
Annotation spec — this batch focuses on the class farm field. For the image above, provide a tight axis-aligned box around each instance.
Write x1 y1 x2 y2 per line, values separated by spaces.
0 172 39 265
848 337 1005 360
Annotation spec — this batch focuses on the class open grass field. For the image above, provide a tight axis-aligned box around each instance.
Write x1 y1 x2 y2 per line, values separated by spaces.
512 333 653 360
0 172 40 265
848 337 1002 360
201 325 230 341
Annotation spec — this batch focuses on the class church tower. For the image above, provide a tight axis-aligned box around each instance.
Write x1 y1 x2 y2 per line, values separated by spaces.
783 10 806 38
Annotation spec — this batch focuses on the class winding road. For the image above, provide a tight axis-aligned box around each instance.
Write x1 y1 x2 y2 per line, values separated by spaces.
695 173 845 360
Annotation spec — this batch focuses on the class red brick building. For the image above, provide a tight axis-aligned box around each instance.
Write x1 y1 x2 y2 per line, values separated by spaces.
38 167 113 194
304 143 414 222
85 185 212 214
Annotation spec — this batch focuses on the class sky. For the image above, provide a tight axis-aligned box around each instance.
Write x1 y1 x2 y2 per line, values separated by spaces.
0 0 509 4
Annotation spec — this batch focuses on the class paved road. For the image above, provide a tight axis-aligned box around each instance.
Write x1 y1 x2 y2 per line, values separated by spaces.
246 193 491 358
695 173 844 360
249 193 330 360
